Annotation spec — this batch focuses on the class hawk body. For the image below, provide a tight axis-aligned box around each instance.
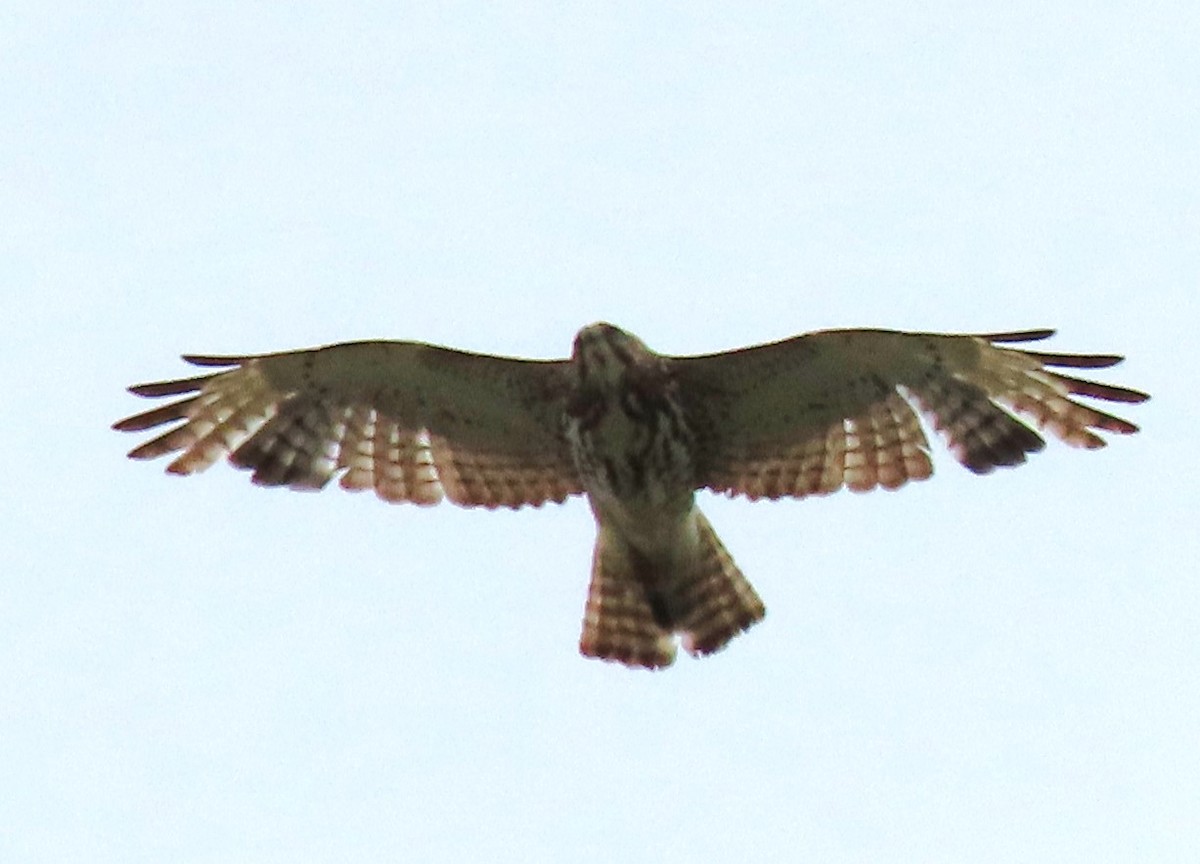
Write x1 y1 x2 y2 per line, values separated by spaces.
564 324 764 667
115 322 1148 669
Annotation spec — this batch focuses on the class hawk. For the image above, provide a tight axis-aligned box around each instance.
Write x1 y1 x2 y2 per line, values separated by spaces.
114 323 1148 669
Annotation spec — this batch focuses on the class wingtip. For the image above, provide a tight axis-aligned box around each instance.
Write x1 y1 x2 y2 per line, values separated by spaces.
182 354 248 367
1104 417 1141 436
124 375 213 398
982 328 1057 343
125 443 160 460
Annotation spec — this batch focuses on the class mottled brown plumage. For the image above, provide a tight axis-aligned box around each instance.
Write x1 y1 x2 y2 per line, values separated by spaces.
114 323 1148 669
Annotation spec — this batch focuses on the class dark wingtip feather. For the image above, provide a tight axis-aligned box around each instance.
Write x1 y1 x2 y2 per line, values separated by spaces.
127 439 172 461
1023 351 1127 370
127 374 214 398
981 329 1056 343
112 396 198 432
1048 372 1150 404
182 354 250 367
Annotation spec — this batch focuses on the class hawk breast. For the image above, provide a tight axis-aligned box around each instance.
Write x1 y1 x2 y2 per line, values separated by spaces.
564 324 698 520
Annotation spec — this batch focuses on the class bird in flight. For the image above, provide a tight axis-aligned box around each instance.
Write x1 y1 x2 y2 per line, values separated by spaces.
114 323 1148 669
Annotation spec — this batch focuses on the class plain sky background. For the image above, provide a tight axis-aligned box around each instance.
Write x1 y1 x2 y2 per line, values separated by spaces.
3 3 1197 862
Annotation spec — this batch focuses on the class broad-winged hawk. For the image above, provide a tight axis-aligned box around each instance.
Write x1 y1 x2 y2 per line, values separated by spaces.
114 323 1148 668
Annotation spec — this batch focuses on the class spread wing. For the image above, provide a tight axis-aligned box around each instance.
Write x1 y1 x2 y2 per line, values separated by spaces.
114 340 584 509
671 328 1149 500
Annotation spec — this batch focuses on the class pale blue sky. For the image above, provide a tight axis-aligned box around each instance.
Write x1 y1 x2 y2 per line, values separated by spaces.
3 3 1197 862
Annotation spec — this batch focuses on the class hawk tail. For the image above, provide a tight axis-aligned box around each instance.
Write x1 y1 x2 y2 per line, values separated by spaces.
579 511 766 669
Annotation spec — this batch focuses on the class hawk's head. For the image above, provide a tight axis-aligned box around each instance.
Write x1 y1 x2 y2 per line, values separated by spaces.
571 322 656 385
567 322 681 433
